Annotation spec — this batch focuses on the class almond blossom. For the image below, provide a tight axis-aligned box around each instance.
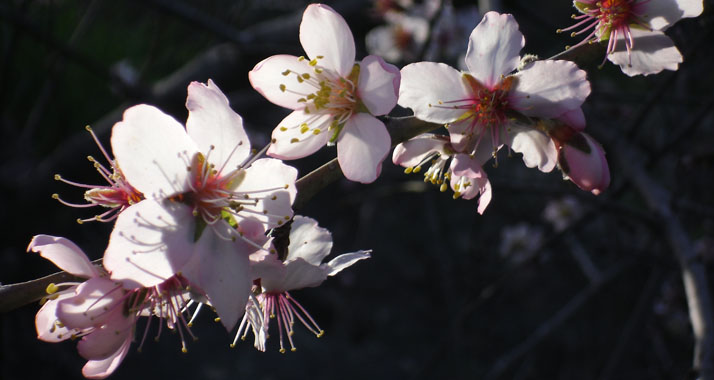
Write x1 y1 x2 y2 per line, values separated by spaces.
233 216 370 353
392 134 492 214
249 3 401 184
398 12 591 174
30 235 202 379
559 0 704 76
104 80 297 331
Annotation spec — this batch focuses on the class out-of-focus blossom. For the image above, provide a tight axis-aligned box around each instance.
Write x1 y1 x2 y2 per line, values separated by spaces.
234 216 370 353
559 0 703 76
52 126 143 224
392 134 492 214
426 2 480 65
399 12 590 173
249 4 400 183
366 12 429 63
499 223 544 265
543 196 583 232
104 80 297 331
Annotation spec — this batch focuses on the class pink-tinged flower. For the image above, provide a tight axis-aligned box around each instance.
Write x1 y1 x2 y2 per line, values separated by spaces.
53 126 143 224
104 79 297 331
233 216 370 353
30 235 203 379
249 4 401 184
543 196 583 232
499 223 544 265
366 11 429 63
559 0 703 76
399 12 590 172
392 134 492 214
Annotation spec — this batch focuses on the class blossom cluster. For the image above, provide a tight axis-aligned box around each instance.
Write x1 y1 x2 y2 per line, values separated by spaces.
28 1 703 378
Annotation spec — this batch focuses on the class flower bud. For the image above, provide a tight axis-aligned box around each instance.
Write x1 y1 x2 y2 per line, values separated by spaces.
558 132 610 195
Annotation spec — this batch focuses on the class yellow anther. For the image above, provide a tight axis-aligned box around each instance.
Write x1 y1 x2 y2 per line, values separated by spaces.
453 191 461 199
85 125 92 132
297 76 304 83
309 59 318 66
76 219 84 224
404 167 413 174
214 317 221 322
298 56 306 61
317 330 325 338
53 174 61 180
316 55 324 59
413 166 422 173
181 347 188 354
556 29 563 33
229 343 236 348
280 126 287 131
291 348 297 352
300 125 309 134
46 283 59 294
302 73 310 79
281 70 291 76
290 138 300 143
280 348 286 354
440 183 448 192
312 129 321 135
279 84 287 92
51 193 59 199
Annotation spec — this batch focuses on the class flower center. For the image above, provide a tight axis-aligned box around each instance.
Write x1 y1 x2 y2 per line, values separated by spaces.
277 56 365 144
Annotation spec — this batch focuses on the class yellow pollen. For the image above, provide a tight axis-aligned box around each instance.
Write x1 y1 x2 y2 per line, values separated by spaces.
404 167 413 174
290 138 299 143
279 84 286 92
312 129 321 135
300 125 309 134
46 283 59 294
280 126 287 131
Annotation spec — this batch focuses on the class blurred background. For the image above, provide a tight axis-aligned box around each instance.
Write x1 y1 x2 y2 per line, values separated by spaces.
1 0 713 379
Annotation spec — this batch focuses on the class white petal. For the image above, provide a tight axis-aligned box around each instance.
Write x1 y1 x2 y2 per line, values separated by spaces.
186 80 251 171
111 105 197 199
300 4 356 77
77 312 134 361
607 29 682 76
510 60 590 118
104 200 195 289
326 250 371 276
398 62 471 123
286 215 333 266
56 278 124 330
557 108 586 131
267 111 331 160
642 0 702 30
81 337 131 379
27 235 100 278
237 158 297 229
249 55 318 110
392 134 449 167
36 292 76 342
357 55 400 116
465 12 524 88
506 125 557 172
263 258 329 292
337 113 391 184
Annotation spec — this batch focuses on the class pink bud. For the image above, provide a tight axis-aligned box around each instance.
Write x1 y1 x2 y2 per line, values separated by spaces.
558 132 610 195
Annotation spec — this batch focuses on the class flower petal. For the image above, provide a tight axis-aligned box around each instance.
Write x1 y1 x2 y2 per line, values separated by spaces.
398 62 470 123
337 113 391 184
286 216 333 265
357 55 400 116
510 60 590 118
111 104 197 199
300 4 355 77
249 55 317 110
506 125 557 172
465 12 524 88
267 111 331 160
326 250 371 276
607 29 682 76
392 134 449 168
237 158 297 229
81 336 131 379
560 132 610 195
558 108 586 132
104 200 195 289
77 312 134 361
263 258 329 292
642 0 703 31
56 277 125 330
36 292 76 342
186 80 251 171
27 235 100 278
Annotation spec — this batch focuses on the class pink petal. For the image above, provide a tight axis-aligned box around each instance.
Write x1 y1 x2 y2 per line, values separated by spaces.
300 4 356 77
77 312 134 360
249 54 317 110
398 62 471 123
510 60 590 118
337 113 391 184
506 125 558 172
326 250 371 276
186 223 253 331
267 111 331 160
186 80 251 171
446 118 478 152
476 179 492 214
81 336 131 379
607 29 682 77
111 104 197 199
237 158 297 229
451 153 486 178
250 252 287 283
285 216 333 266
558 108 586 132
392 134 449 167
27 235 100 278
560 132 610 195
465 12 524 88
36 292 76 342
357 55 400 116
56 277 125 330
104 200 195 289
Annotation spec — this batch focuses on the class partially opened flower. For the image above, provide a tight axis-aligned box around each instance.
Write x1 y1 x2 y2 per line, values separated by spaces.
249 4 401 183
233 216 370 353
559 0 703 76
104 80 297 330
392 133 492 214
399 12 590 173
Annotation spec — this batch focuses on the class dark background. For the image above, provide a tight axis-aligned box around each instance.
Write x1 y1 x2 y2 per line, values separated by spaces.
1 0 713 379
